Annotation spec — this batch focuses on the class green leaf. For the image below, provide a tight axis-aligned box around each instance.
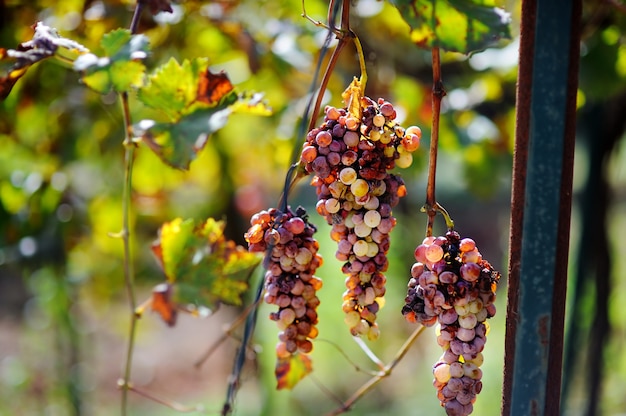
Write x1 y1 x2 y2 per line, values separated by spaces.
388 0 512 54
152 218 196 281
137 58 238 120
137 58 210 121
73 29 148 93
110 60 146 92
136 58 272 169
151 217 260 316
101 29 132 57
136 103 235 169
99 29 149 62
275 354 313 390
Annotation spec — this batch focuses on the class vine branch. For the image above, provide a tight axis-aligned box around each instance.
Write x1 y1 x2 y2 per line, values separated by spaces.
423 47 446 237
119 3 144 414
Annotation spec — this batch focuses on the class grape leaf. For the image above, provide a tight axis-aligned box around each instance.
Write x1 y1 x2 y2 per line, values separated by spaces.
137 58 203 120
135 104 235 169
388 0 511 54
275 354 313 390
73 29 149 93
137 58 235 121
135 58 270 169
1 22 88 100
150 217 260 320
152 217 196 281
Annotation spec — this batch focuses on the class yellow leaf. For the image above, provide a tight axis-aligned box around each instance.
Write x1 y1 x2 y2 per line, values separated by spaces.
341 77 363 120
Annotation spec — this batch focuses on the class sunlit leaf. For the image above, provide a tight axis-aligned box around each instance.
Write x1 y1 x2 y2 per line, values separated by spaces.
151 217 260 316
135 58 269 169
1 22 88 100
196 68 234 105
388 0 512 54
137 58 204 120
137 58 235 121
152 217 196 282
136 104 235 170
73 29 148 93
275 354 313 390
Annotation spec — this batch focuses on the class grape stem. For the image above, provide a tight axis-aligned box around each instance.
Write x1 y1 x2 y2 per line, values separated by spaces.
421 201 455 230
279 0 345 208
424 47 447 237
353 34 367 96
306 0 351 133
324 325 426 416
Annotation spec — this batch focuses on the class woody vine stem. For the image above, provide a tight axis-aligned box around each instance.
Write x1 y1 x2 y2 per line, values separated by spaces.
118 3 143 415
423 47 453 237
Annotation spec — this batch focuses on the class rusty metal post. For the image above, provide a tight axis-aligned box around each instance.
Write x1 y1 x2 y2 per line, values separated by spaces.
501 0 582 414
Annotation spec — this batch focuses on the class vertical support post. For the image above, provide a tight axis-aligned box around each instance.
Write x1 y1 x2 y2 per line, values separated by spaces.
502 0 581 415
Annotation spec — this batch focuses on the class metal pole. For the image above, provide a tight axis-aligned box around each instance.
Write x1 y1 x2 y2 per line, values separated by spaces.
502 0 581 414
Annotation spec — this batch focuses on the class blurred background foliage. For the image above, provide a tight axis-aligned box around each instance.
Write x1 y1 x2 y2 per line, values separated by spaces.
0 0 624 415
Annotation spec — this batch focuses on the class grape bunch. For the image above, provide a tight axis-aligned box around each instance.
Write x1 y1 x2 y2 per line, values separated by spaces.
300 96 421 339
402 230 500 416
244 206 323 359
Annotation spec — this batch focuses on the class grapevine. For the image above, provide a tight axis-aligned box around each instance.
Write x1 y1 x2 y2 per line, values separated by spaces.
300 88 422 339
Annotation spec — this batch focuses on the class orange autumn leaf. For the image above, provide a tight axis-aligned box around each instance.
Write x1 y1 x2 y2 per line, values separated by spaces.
196 69 234 105
150 283 178 327
147 217 260 326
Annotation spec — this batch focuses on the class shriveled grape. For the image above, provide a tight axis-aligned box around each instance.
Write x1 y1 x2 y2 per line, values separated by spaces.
403 230 501 415
300 96 421 337
245 206 323 363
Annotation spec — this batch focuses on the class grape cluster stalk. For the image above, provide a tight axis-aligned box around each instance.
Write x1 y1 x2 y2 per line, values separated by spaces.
244 206 323 359
402 230 500 416
300 95 421 339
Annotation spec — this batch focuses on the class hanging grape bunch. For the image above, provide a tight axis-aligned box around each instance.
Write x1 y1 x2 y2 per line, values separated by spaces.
402 230 500 416
299 81 422 340
244 206 323 361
